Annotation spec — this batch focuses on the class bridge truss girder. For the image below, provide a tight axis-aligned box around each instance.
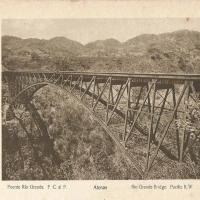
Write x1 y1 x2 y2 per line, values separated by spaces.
2 71 200 178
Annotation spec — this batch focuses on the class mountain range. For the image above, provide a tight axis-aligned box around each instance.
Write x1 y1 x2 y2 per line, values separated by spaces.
2 29 200 73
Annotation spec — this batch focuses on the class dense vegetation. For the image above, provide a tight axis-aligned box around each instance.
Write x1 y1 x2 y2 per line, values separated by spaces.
2 86 140 180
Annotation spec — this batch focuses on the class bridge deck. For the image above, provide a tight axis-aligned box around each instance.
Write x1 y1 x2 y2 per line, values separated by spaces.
3 70 200 81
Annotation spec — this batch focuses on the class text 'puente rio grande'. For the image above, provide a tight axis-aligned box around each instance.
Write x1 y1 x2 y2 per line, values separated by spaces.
2 70 200 178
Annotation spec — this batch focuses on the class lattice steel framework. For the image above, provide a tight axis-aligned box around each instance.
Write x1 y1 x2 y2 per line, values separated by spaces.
2 71 200 177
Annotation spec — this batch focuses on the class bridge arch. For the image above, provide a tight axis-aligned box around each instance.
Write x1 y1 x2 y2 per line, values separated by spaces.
7 80 145 176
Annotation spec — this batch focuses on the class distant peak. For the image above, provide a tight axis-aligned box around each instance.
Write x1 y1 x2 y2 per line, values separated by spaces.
172 29 191 33
2 35 22 40
104 38 121 42
85 38 121 48
49 36 70 41
169 29 200 35
49 36 81 42
49 36 83 46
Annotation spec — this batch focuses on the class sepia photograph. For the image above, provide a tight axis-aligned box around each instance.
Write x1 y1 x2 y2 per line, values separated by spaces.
2 18 200 181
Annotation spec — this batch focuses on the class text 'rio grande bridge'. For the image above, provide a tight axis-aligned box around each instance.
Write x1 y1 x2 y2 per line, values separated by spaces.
2 70 200 177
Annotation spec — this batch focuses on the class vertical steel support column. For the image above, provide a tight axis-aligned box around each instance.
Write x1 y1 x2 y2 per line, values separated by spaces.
152 88 169 139
147 84 151 113
110 83 114 105
130 86 144 122
27 73 31 85
105 77 112 124
172 85 180 160
106 79 130 125
125 83 154 145
69 75 73 89
79 75 83 95
8 74 16 103
135 86 144 110
59 74 63 87
81 76 95 100
147 83 188 171
183 83 193 158
124 78 131 141
92 78 110 110
179 82 190 162
190 82 198 101
114 84 123 104
146 80 156 170
70 76 82 92
92 76 96 107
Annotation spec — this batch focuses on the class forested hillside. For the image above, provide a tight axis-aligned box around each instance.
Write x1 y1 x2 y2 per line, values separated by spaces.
2 30 200 73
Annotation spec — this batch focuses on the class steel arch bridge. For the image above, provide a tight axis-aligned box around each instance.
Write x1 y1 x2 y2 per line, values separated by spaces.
2 70 200 178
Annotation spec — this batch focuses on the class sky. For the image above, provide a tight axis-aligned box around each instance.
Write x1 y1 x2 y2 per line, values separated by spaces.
2 18 200 44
